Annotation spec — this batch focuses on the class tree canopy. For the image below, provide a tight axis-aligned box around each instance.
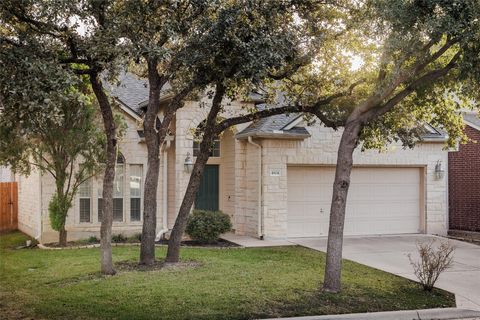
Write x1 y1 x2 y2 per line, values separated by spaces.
0 37 105 245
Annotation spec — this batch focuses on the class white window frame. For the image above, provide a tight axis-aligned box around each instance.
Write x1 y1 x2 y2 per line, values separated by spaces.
78 179 92 224
129 164 143 223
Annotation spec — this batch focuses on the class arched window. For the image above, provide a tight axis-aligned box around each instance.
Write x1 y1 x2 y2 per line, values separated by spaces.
193 139 220 157
117 153 125 164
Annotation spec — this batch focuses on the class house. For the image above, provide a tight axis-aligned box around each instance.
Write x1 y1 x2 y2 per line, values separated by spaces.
448 112 480 238
0 166 14 182
17 73 451 243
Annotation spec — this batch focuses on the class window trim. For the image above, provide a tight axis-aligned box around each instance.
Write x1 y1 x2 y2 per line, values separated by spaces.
77 154 147 226
129 164 143 222
193 139 221 158
78 180 92 224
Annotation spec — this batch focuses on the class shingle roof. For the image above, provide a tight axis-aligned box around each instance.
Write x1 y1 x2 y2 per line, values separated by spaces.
103 72 150 116
236 111 449 142
103 72 451 142
464 112 480 130
235 109 311 140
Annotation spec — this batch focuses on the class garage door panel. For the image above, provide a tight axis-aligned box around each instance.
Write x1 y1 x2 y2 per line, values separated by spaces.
287 185 305 201
287 166 421 237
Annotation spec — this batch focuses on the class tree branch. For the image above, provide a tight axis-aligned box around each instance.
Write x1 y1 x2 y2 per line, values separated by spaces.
362 51 461 123
213 78 365 133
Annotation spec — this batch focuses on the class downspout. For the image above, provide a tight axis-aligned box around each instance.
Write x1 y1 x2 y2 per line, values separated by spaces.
247 137 264 239
155 138 171 241
36 170 43 242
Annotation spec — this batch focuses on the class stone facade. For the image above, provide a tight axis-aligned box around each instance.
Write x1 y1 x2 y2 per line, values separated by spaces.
0 166 14 182
16 98 450 243
17 168 41 238
235 123 449 239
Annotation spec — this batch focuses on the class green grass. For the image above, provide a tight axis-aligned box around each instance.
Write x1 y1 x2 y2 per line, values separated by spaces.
0 231 454 320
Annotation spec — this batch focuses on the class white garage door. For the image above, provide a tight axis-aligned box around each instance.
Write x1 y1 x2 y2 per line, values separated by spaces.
287 166 421 237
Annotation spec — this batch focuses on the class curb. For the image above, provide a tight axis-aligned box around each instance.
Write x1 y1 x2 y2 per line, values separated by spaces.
262 308 480 320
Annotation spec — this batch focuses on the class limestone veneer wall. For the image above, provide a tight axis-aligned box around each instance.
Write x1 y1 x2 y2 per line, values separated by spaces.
17 168 41 238
240 124 449 239
37 113 165 243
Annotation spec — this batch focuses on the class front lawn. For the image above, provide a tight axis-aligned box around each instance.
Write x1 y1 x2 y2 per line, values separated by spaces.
0 231 454 320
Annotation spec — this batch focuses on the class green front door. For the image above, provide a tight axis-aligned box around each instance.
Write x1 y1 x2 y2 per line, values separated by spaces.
195 165 219 211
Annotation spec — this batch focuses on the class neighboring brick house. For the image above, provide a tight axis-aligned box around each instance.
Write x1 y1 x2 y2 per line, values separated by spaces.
17 73 452 243
448 113 480 235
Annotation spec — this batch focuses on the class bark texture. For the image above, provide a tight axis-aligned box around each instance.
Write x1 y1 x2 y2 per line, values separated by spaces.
322 121 362 293
90 73 117 275
139 62 162 265
59 227 67 247
165 141 211 263
165 84 225 263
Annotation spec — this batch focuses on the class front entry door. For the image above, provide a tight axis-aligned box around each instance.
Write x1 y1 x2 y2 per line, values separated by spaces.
195 165 219 211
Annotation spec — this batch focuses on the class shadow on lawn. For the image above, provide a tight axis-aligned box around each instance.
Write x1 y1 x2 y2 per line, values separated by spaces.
43 259 203 288
252 283 455 319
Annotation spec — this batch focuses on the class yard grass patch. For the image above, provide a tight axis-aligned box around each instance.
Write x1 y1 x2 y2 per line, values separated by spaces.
0 231 454 320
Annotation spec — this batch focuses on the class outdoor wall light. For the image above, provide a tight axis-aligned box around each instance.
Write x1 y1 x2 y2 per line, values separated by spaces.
184 152 194 173
434 160 445 180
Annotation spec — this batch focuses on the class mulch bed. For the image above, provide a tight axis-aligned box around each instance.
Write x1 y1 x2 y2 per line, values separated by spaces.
155 238 239 248
40 238 239 249
45 241 97 248
116 260 202 272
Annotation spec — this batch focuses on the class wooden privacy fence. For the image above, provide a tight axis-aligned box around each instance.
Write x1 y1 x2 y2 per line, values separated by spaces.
0 182 18 232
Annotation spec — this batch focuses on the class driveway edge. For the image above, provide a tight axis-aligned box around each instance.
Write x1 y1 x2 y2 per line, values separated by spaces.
262 308 480 320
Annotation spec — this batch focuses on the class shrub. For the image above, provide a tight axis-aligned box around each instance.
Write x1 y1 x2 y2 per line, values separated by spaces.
408 239 455 291
186 210 232 243
87 236 99 244
112 234 127 243
126 233 142 243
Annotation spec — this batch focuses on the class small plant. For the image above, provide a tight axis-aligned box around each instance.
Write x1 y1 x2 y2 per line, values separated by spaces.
408 239 454 291
186 210 232 243
87 236 99 244
112 234 127 243
126 233 142 243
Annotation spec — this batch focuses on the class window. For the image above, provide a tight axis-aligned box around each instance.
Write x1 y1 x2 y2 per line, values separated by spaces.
98 154 125 222
193 139 220 157
113 155 125 222
78 179 92 223
130 164 142 222
97 186 103 222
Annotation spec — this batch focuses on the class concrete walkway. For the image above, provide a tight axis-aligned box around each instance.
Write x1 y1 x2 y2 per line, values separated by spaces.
264 308 480 320
290 235 480 311
222 233 294 247
266 308 480 320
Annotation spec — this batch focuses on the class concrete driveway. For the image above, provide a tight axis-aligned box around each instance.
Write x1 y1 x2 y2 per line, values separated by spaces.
290 235 480 311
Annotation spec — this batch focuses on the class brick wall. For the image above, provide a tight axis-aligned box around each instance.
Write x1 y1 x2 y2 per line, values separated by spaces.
448 125 480 232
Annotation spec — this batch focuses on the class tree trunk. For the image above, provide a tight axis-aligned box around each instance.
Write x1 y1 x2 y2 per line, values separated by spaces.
59 227 67 247
165 146 211 263
90 73 117 275
165 83 225 263
140 136 160 265
139 60 164 265
322 121 362 293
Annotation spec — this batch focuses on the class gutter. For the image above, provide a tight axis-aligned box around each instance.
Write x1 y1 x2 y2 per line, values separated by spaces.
247 137 264 239
155 136 173 241
236 132 310 140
